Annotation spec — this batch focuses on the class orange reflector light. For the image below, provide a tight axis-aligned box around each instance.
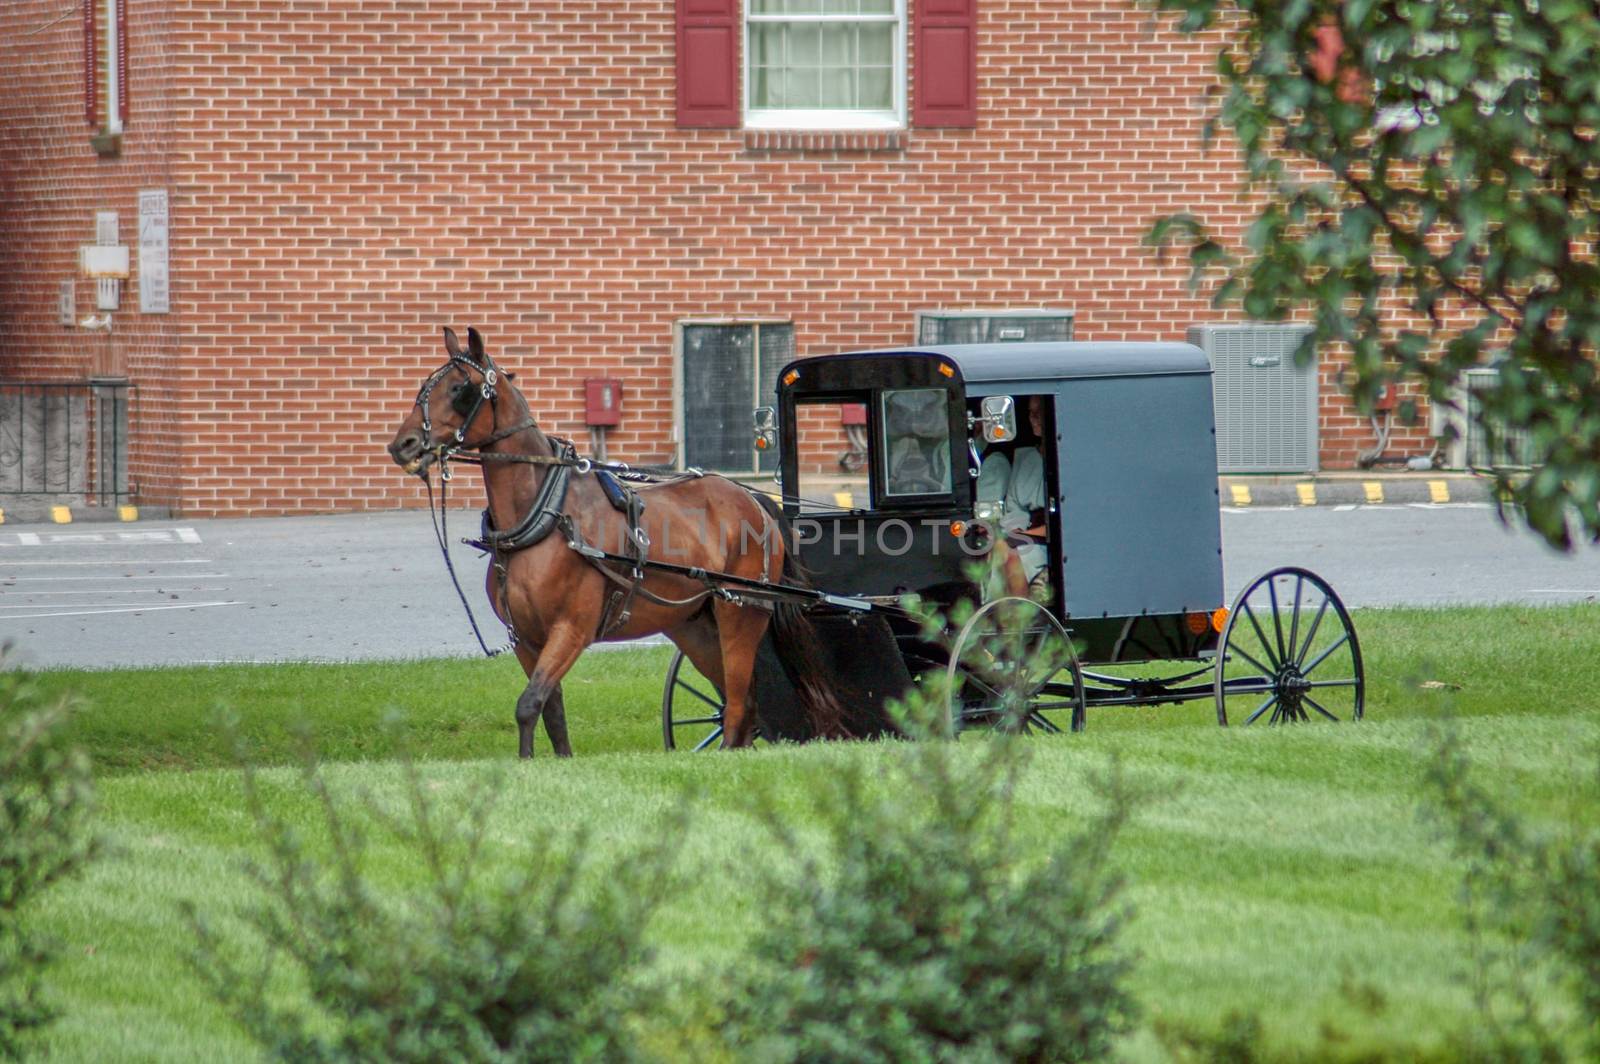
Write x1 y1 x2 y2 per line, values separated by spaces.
1211 607 1230 633
755 437 769 450
938 363 955 378
949 521 965 537
782 369 799 386
1184 612 1209 636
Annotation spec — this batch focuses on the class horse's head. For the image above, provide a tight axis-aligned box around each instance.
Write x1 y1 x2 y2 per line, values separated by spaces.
388 326 506 475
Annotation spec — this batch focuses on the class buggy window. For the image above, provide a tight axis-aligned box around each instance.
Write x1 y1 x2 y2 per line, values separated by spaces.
881 388 952 497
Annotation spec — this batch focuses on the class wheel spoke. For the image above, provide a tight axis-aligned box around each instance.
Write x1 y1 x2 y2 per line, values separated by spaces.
1294 597 1330 668
1242 603 1282 668
1244 694 1278 725
1028 712 1064 734
1285 574 1304 664
691 726 724 751
674 678 724 711
1301 631 1351 676
1303 694 1342 722
1227 640 1277 679
1267 578 1288 664
672 714 723 727
1307 678 1359 689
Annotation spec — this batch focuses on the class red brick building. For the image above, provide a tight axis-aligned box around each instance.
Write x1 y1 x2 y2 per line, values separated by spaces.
0 0 1427 517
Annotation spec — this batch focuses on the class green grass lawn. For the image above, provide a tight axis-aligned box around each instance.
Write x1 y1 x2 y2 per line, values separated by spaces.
15 605 1600 1061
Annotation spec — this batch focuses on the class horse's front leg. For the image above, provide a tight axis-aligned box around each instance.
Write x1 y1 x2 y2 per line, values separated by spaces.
541 682 573 757
512 626 586 758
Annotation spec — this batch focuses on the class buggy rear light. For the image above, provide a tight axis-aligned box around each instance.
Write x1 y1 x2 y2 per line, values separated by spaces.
1211 607 1229 633
1185 612 1209 636
949 521 966 536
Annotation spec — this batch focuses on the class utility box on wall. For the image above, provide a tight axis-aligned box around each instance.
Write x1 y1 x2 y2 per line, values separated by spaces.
1189 323 1318 473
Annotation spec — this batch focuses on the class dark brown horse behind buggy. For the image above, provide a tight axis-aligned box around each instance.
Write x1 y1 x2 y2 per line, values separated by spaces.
387 327 880 757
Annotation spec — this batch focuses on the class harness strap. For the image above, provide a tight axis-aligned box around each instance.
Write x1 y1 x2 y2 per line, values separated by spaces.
475 440 578 552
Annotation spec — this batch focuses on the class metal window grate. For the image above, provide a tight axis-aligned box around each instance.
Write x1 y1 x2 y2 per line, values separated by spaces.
681 324 791 472
0 379 134 505
1190 323 1317 473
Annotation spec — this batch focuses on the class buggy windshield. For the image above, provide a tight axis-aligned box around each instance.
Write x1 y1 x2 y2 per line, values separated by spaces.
881 388 953 497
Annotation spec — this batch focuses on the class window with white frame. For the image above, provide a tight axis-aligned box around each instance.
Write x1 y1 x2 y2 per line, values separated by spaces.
745 0 905 131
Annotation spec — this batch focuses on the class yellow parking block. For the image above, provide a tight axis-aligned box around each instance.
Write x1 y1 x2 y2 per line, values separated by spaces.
0 509 5 524
1296 483 1316 506
1428 480 1449 504
1363 482 1384 505
833 491 854 508
50 506 72 524
1229 484 1251 506
118 505 139 521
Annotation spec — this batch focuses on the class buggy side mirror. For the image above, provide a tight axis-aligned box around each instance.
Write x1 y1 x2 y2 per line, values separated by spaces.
753 406 778 454
978 395 1016 444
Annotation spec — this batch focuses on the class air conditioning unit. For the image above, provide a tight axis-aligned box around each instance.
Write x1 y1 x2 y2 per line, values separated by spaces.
1188 322 1318 473
1432 365 1534 470
915 308 1074 345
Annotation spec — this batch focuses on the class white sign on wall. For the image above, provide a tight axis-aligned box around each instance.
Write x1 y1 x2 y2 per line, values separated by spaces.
138 189 169 314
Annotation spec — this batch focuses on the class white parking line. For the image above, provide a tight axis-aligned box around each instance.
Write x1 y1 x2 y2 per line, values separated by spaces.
6 601 243 620
1 573 228 582
0 558 214 567
0 528 203 547
5 587 229 596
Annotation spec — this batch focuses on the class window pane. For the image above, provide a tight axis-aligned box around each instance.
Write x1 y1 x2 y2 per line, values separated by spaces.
683 325 758 472
881 389 953 497
750 65 775 108
785 67 820 108
859 67 891 110
819 22 851 64
794 401 865 511
819 69 854 107
859 22 892 65
860 0 894 12
790 23 820 65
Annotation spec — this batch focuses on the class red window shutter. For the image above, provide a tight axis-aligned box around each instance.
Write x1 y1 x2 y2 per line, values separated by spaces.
914 0 977 128
84 0 98 125
676 0 738 128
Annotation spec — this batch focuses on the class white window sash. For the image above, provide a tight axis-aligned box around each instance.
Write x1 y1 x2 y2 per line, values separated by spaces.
743 2 906 131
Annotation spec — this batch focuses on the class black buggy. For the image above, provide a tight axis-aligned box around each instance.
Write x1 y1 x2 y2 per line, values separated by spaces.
662 342 1365 747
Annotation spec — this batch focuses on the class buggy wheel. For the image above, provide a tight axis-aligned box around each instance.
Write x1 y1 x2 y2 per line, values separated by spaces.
1215 567 1364 726
662 649 726 751
944 596 1086 735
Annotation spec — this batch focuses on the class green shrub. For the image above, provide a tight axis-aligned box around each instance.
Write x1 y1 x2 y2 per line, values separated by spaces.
1423 723 1600 1062
719 582 1144 1063
0 651 97 1060
187 721 682 1063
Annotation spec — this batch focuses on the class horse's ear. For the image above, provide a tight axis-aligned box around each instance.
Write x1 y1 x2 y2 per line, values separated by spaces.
466 327 486 360
443 327 463 358
504 371 516 382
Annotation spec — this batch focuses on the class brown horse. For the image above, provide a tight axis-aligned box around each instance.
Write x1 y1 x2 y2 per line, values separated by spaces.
387 327 846 758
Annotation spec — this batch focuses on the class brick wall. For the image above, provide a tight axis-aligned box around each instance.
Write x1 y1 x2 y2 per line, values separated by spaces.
0 0 185 508
0 0 1430 516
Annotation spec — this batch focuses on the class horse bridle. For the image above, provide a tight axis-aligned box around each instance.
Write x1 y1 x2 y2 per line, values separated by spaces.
414 353 499 449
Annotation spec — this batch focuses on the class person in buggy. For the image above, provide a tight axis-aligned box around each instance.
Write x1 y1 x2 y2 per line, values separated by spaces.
976 394 1048 589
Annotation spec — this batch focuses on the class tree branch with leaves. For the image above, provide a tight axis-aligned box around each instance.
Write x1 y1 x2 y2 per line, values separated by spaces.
1147 0 1600 547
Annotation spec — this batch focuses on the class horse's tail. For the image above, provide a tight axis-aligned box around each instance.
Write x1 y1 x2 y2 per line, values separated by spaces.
753 493 851 740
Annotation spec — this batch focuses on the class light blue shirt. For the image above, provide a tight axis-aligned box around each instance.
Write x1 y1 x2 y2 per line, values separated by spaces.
977 447 1045 532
